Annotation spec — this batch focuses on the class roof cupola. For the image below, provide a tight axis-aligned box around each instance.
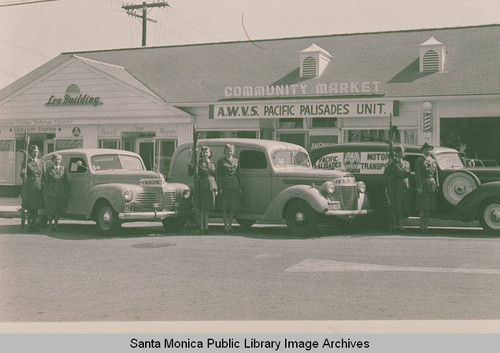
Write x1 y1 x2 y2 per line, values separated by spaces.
300 44 332 78
419 36 446 72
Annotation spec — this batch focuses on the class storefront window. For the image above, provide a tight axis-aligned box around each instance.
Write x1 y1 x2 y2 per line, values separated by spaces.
278 118 303 129
0 140 15 184
346 129 417 144
99 139 121 149
55 139 83 151
311 118 337 128
199 131 258 139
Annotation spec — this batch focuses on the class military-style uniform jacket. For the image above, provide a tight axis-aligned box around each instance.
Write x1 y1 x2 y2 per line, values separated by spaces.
44 164 68 198
415 156 439 193
217 157 240 190
22 156 44 210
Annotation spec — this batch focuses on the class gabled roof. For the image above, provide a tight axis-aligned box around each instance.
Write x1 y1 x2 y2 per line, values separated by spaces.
1 24 499 103
72 55 163 100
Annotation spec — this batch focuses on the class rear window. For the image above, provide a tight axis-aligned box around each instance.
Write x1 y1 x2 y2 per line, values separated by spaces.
240 150 268 169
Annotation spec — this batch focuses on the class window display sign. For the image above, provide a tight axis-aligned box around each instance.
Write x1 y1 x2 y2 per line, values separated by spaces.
314 151 389 174
209 101 393 119
309 135 338 150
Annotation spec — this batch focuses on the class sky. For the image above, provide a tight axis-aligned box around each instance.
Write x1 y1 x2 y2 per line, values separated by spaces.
0 0 499 89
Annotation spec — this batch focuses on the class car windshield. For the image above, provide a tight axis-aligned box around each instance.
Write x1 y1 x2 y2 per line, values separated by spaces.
272 150 311 168
90 154 144 171
434 152 464 170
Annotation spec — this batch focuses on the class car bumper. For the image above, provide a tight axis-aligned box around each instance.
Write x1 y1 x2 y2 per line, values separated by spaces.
325 209 371 216
118 210 176 221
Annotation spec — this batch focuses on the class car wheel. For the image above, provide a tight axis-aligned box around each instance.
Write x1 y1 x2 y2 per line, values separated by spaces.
479 198 500 235
96 202 120 235
285 200 319 237
236 219 255 229
442 172 478 206
162 217 186 232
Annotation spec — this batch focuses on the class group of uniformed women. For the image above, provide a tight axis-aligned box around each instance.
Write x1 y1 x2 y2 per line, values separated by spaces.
21 145 68 232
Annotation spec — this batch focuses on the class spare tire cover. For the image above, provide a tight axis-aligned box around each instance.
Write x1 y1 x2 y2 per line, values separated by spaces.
442 172 478 205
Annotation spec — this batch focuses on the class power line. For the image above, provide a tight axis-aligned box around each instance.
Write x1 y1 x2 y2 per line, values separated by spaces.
0 38 52 58
122 1 169 46
0 0 59 8
0 62 19 79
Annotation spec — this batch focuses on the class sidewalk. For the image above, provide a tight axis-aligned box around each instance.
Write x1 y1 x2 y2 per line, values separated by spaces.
0 197 22 219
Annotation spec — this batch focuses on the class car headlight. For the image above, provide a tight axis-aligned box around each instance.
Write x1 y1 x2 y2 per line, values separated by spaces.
181 188 191 199
357 181 366 193
321 181 335 194
122 188 134 201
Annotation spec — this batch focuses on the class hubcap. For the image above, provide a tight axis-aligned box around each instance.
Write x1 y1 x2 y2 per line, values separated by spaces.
100 208 112 229
295 212 305 223
484 203 500 229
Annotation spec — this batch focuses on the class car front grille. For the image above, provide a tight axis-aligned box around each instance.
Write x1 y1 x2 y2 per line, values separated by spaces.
162 191 176 208
338 185 357 210
136 192 158 211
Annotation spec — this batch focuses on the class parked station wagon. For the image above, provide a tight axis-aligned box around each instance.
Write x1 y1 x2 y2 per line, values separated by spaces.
310 142 500 234
168 138 370 236
41 149 192 234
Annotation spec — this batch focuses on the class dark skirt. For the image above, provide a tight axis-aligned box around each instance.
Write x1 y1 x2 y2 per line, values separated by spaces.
221 189 240 211
416 192 436 211
23 188 44 211
198 190 216 211
45 196 66 218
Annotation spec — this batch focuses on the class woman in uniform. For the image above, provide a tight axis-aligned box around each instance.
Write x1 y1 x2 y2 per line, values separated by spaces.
217 144 241 233
43 153 68 232
415 143 439 234
383 145 411 232
197 146 217 234
22 145 44 231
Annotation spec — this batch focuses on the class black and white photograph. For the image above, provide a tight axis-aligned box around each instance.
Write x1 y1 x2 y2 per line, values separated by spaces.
0 0 499 350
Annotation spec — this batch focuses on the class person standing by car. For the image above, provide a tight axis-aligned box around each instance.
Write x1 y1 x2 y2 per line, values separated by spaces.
415 142 439 234
21 145 44 231
197 146 217 234
43 153 68 232
217 144 241 233
384 145 411 232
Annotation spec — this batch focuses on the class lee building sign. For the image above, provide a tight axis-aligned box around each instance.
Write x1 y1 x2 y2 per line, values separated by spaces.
45 84 103 107
209 101 394 119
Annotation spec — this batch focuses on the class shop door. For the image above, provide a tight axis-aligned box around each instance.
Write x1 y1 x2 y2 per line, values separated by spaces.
136 138 155 170
278 132 306 148
154 139 177 177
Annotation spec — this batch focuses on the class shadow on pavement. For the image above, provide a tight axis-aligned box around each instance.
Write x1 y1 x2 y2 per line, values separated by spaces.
0 218 494 240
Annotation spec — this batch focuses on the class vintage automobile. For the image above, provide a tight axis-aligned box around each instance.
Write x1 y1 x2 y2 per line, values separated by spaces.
310 142 500 234
40 149 192 235
168 138 370 236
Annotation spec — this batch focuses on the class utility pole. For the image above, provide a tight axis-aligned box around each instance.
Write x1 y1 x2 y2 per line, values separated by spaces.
122 1 169 47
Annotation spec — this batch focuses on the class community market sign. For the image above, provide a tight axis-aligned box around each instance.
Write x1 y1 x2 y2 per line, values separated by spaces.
209 101 393 119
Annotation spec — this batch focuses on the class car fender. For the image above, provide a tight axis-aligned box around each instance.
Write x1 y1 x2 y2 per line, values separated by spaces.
86 183 141 219
261 185 327 222
453 181 500 221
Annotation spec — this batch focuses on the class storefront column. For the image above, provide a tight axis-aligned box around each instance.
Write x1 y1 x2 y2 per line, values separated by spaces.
83 125 98 148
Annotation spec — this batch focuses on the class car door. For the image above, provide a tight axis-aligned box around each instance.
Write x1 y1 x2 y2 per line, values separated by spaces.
238 148 272 214
65 156 90 216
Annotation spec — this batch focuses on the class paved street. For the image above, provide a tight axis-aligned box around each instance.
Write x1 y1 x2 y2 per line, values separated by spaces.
0 218 499 322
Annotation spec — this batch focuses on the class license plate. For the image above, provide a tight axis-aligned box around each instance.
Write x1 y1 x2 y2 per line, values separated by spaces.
328 203 341 210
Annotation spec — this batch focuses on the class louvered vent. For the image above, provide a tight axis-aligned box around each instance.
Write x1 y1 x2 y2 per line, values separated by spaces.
422 50 439 72
302 56 317 77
